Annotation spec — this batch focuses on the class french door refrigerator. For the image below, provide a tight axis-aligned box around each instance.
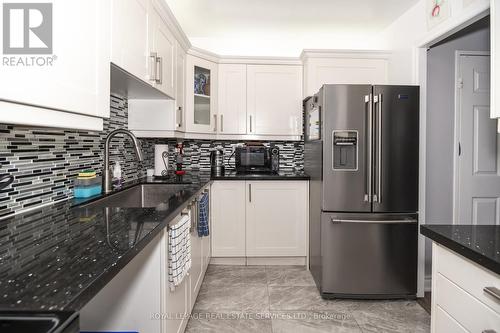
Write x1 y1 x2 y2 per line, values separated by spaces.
305 84 419 299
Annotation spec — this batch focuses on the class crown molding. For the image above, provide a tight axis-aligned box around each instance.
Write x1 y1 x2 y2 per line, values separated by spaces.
300 49 392 61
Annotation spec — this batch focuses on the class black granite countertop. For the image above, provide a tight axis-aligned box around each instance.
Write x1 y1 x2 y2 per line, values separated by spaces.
420 225 500 275
210 170 310 180
0 172 212 312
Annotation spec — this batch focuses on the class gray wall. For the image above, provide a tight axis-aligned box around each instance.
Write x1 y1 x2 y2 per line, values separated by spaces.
425 17 490 278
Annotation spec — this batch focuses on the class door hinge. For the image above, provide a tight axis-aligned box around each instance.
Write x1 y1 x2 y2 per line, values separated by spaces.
457 78 464 89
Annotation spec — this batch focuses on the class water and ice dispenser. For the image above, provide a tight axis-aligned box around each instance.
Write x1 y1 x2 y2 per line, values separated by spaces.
332 131 358 171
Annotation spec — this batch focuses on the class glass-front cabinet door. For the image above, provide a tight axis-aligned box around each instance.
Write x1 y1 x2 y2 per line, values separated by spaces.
185 55 218 134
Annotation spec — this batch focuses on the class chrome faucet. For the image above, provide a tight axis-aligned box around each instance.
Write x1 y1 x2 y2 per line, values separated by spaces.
104 129 144 193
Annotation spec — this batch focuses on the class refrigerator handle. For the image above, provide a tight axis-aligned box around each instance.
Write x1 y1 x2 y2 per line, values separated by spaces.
373 94 382 203
364 94 373 203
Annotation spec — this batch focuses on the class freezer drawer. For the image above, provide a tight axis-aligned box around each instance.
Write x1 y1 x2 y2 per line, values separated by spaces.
319 213 418 298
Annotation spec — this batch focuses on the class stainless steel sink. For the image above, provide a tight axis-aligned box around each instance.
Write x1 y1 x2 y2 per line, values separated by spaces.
80 184 186 209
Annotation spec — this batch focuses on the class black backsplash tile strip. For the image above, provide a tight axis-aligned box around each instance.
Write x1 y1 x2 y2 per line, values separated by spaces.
0 94 304 218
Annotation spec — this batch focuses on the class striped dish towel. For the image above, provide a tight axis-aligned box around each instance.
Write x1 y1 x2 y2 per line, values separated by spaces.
198 193 209 237
168 214 191 291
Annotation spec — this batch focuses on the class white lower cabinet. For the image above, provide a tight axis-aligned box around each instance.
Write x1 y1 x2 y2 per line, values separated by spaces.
80 196 211 333
211 181 246 257
211 180 308 259
246 181 308 256
431 243 500 333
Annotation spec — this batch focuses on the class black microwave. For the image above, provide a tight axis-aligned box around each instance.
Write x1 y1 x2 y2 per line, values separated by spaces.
235 146 279 174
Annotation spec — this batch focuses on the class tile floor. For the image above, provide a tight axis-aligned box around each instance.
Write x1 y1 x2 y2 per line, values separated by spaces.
185 265 430 333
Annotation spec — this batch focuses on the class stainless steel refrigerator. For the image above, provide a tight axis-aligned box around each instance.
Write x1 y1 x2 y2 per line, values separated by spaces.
304 84 419 299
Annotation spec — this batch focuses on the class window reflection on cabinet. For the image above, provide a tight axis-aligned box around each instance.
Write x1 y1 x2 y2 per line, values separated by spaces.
194 66 211 126
186 56 217 134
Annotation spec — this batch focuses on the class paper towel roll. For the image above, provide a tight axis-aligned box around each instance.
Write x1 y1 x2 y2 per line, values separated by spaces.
154 144 169 177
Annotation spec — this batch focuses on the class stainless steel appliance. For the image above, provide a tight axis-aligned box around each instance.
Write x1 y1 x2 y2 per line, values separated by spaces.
210 149 225 176
235 145 279 174
305 84 419 299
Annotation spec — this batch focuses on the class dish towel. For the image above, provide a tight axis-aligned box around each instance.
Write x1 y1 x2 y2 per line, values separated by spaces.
168 214 192 291
198 192 209 237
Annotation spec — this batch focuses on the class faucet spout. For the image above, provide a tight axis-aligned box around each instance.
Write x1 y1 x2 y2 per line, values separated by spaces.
103 129 143 193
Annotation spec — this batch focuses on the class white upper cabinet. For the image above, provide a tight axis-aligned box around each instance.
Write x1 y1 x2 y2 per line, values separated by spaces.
0 0 111 130
302 51 390 97
185 55 218 134
247 65 303 136
175 45 187 132
111 0 150 82
149 0 176 98
218 64 247 135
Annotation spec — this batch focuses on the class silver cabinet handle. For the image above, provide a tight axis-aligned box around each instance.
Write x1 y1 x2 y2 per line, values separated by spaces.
373 93 382 203
149 52 157 82
364 94 373 203
484 286 500 302
155 56 163 84
249 183 252 202
177 106 183 128
482 330 497 333
213 114 217 132
249 115 253 133
220 114 224 132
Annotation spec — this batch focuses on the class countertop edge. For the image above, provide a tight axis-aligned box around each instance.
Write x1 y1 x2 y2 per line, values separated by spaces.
420 225 500 276
65 179 213 311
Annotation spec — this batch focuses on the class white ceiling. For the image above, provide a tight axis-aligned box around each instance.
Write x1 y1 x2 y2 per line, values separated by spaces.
165 0 420 56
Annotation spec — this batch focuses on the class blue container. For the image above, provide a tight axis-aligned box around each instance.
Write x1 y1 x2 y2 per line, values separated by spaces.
74 184 102 198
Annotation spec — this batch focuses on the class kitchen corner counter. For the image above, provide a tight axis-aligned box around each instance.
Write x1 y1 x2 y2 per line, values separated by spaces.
0 172 212 312
420 224 500 275
210 170 310 181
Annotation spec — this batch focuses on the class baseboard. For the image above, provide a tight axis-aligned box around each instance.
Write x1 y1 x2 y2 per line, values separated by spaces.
246 257 306 265
424 275 432 292
210 257 246 265
210 257 306 266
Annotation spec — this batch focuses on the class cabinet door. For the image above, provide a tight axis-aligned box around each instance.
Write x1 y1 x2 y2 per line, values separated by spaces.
1 0 110 118
218 64 247 134
111 0 151 83
247 65 303 135
185 55 218 134
211 181 246 257
246 181 308 257
150 1 176 98
175 45 186 131
190 230 203 307
492 0 500 118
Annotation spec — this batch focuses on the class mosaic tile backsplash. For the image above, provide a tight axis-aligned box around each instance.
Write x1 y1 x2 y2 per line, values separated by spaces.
0 94 304 218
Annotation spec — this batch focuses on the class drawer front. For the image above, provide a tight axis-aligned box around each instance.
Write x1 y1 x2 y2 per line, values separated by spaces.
435 244 500 315
434 306 469 333
435 273 500 332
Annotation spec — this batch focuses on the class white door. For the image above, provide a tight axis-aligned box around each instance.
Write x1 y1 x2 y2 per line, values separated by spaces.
218 64 247 134
247 65 303 136
111 0 150 83
150 1 176 98
1 0 110 118
456 53 500 225
246 181 308 256
210 181 246 257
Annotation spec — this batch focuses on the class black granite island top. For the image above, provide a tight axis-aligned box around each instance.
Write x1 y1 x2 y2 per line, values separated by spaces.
420 225 500 275
211 170 310 181
0 172 212 312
